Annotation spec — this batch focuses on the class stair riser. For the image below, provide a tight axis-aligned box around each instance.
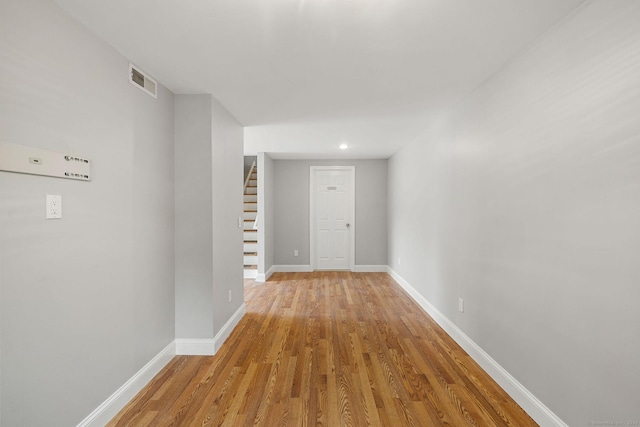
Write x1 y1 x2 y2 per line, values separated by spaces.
244 255 258 264
244 243 258 252
244 171 258 268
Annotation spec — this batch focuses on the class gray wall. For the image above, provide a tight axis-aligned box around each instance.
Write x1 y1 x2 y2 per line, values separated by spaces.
210 98 245 332
388 1 640 425
273 159 387 266
0 0 175 425
175 95 244 339
175 95 214 338
258 153 275 275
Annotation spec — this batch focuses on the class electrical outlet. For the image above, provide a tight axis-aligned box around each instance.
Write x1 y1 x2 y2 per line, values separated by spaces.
46 195 62 219
458 298 464 313
228 289 232 302
294 249 299 257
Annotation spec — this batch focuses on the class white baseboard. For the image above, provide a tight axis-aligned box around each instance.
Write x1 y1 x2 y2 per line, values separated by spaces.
256 265 275 282
175 338 216 355
273 264 313 272
267 265 387 273
213 303 246 350
386 267 568 427
76 341 176 427
352 265 388 272
243 269 258 279
78 303 246 426
176 303 246 355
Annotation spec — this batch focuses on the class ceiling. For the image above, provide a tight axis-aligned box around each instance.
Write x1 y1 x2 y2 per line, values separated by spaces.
51 0 584 159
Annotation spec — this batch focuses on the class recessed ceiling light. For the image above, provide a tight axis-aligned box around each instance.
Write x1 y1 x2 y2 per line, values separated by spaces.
339 143 348 150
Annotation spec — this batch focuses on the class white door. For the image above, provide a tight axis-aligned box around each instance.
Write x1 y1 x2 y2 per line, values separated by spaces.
310 166 355 270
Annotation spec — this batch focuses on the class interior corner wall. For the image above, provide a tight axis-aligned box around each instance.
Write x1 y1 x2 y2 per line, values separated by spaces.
387 2 640 425
0 0 176 425
273 159 387 267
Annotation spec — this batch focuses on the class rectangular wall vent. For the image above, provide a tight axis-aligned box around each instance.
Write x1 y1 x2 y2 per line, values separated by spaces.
129 63 157 98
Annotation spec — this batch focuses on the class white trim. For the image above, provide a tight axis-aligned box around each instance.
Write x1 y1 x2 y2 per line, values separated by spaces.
175 339 216 356
176 303 247 355
244 269 258 279
257 153 266 280
271 265 387 274
76 342 175 427
352 265 388 272
78 304 246 426
386 267 569 427
310 166 356 271
273 264 313 273
264 265 399 279
213 303 247 351
243 160 256 192
256 265 275 282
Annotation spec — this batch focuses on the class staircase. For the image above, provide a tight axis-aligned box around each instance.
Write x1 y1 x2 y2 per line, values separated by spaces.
243 163 258 279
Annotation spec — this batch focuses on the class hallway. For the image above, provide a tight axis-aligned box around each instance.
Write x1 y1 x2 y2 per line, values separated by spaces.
108 272 536 426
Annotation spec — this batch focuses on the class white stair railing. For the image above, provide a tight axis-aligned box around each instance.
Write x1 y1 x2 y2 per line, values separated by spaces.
243 160 256 193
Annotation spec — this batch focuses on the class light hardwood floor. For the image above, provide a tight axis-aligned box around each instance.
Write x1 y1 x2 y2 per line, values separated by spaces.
107 272 537 426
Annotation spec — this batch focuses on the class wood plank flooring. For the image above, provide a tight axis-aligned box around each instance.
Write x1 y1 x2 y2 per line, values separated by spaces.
107 272 537 426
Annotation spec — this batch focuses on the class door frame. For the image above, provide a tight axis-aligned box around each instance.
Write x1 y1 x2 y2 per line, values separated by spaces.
309 166 356 271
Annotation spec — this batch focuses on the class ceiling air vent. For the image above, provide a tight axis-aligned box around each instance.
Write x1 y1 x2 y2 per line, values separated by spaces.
129 63 157 98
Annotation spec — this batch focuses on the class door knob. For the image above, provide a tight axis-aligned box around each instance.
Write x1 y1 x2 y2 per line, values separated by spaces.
346 223 350 228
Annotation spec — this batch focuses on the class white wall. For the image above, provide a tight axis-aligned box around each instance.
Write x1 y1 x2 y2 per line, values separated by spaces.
0 0 175 425
273 159 387 267
388 1 640 425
